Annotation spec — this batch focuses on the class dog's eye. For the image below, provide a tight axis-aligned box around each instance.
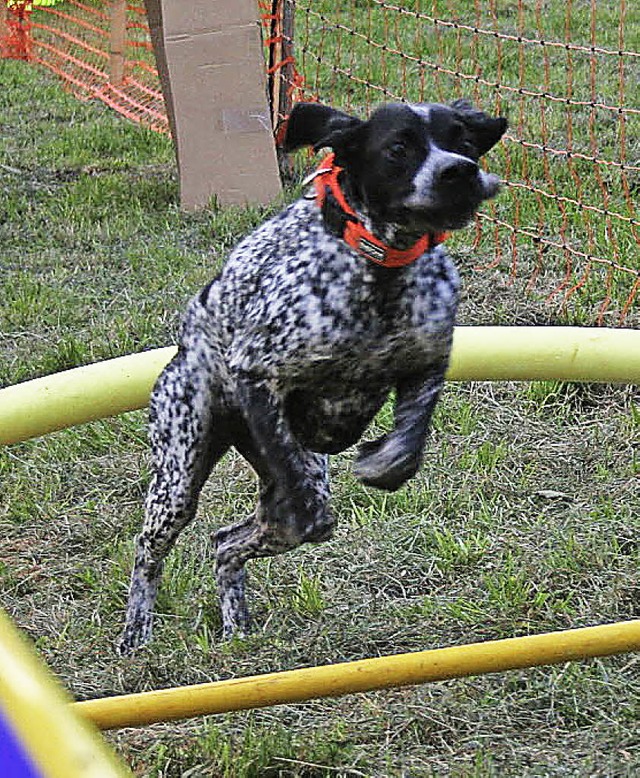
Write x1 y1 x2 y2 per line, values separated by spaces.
385 140 407 160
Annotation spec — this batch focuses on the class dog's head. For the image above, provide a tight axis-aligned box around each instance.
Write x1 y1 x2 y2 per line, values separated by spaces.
284 100 508 233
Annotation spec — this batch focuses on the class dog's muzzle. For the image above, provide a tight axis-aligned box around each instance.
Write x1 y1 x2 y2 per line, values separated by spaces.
436 158 501 198
405 150 501 208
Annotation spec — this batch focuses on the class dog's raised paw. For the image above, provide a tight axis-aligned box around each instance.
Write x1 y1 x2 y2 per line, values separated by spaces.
353 437 421 491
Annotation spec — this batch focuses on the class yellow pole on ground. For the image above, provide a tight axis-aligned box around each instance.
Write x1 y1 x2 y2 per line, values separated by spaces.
0 346 177 445
0 610 130 777
1 327 639 446
447 325 640 382
72 619 640 731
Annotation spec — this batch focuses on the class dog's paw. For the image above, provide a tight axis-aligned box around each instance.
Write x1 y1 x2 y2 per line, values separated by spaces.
222 621 251 641
353 436 421 491
117 613 153 656
116 637 136 657
117 632 144 657
303 507 336 543
221 605 252 641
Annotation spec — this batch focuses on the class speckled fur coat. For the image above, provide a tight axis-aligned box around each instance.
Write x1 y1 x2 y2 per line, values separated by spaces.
119 100 507 653
196 197 458 452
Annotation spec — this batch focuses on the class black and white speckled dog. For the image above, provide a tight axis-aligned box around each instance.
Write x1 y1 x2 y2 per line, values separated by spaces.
119 99 507 654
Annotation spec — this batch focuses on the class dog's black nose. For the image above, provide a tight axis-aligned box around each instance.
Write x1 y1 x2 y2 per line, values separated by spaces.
436 159 478 187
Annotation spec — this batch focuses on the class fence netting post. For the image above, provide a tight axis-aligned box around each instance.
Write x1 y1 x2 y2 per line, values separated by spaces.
109 0 127 85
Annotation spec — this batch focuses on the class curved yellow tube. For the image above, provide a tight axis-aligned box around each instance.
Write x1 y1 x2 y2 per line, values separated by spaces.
1 327 639 446
72 619 640 731
0 347 177 446
446 325 640 382
0 610 129 777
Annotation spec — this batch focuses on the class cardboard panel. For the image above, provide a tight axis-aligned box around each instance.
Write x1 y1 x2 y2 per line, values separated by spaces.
144 0 282 209
160 0 258 34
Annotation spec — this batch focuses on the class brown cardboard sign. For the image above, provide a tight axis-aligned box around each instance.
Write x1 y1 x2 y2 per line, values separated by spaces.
144 0 282 210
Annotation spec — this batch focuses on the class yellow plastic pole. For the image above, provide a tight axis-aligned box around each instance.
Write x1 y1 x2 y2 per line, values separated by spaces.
1 327 639 447
0 346 177 446
72 619 640 731
0 610 130 777
447 325 640 382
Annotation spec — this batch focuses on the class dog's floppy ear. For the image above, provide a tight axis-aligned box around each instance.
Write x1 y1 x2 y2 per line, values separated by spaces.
283 102 363 153
450 99 508 157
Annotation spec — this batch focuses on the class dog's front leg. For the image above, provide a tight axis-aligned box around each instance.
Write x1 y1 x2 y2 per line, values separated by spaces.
235 376 332 537
353 365 446 491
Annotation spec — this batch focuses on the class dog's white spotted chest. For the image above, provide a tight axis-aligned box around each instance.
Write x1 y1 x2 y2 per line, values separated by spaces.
205 200 459 391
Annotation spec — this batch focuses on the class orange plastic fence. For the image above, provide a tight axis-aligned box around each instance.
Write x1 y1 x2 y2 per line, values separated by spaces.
1 1 167 132
0 2 297 135
1 1 638 323
290 0 639 324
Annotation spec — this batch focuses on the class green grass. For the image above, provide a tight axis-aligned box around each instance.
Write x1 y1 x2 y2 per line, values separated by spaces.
1 44 639 778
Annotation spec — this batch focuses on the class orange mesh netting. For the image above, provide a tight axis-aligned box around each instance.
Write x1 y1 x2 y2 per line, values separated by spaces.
0 0 31 58
289 0 639 325
2 1 638 323
1 1 167 132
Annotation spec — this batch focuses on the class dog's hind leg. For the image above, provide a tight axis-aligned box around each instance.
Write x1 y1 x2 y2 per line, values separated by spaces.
214 440 332 637
118 352 230 655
